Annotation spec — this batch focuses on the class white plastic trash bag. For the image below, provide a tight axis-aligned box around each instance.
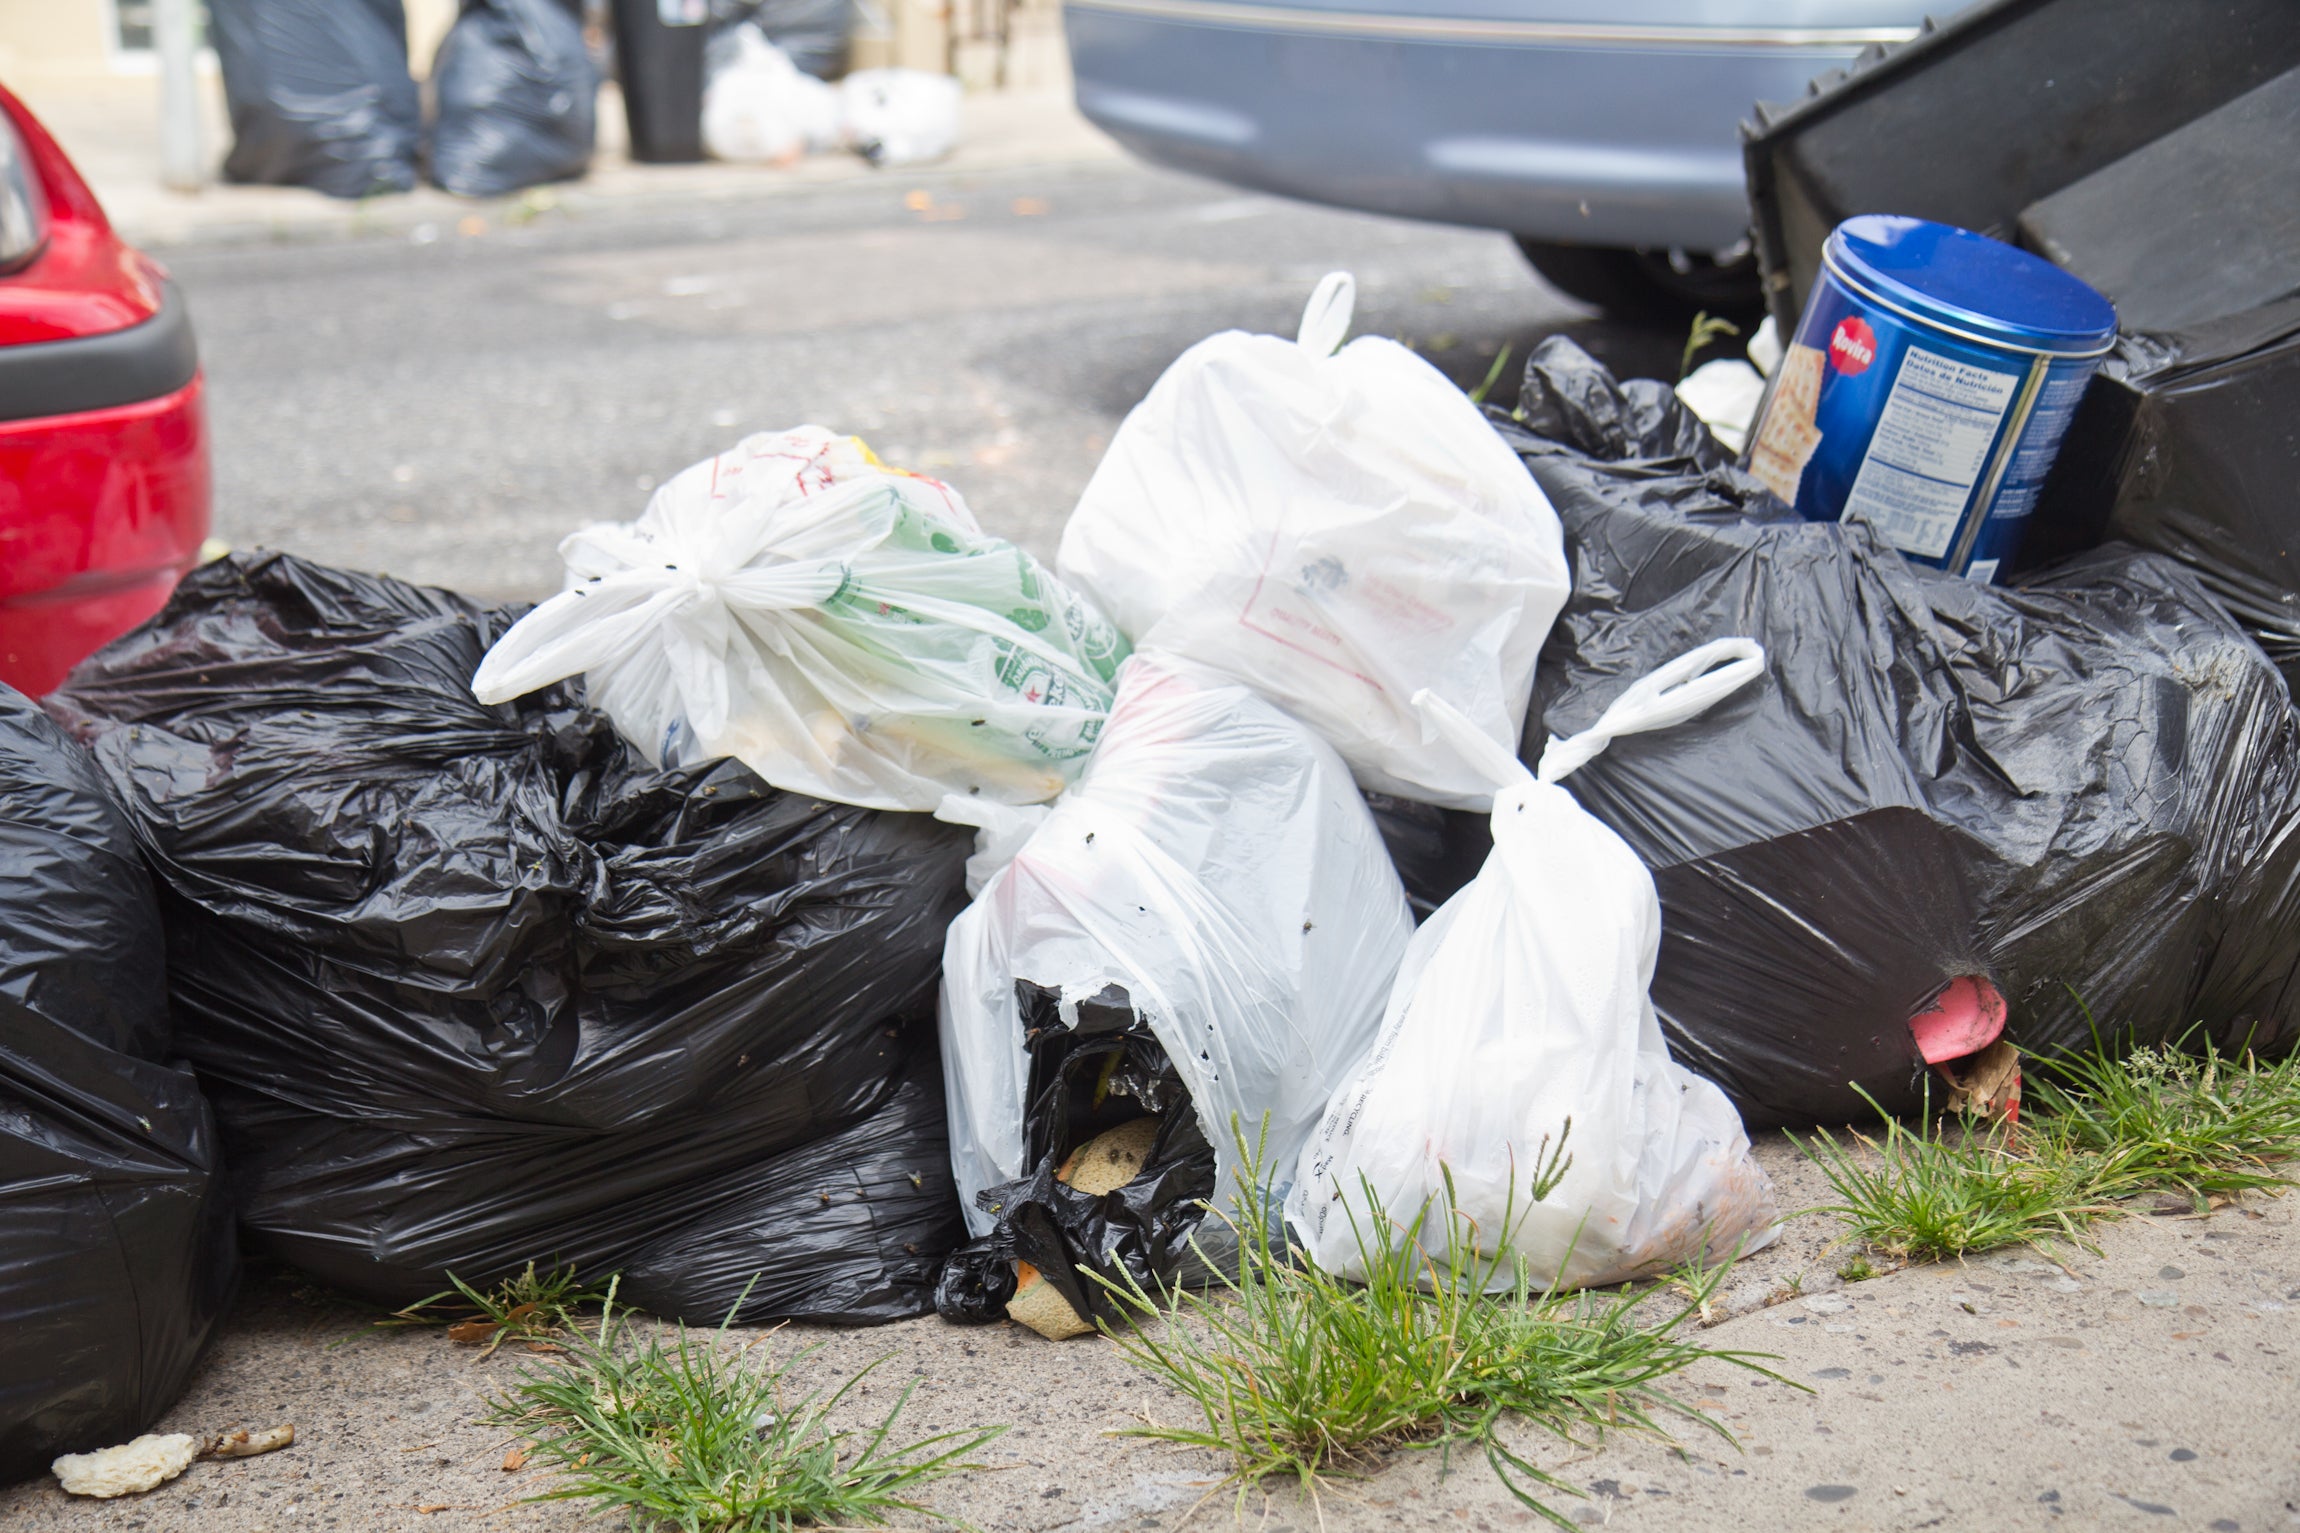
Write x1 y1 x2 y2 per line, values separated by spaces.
939 650 1415 1240
472 427 1128 811
1057 272 1572 810
839 68 960 166
703 24 839 163
1288 639 1782 1290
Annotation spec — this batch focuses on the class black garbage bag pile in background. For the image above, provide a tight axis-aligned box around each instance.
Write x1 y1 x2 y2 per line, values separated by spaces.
47 553 975 1325
0 687 236 1484
1483 339 2300 1128
210 0 424 197
432 0 599 198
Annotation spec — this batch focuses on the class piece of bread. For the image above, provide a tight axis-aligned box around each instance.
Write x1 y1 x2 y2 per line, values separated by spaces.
1006 1259 1095 1340
52 1434 198 1498
1057 1115 1160 1196
1006 1117 1165 1339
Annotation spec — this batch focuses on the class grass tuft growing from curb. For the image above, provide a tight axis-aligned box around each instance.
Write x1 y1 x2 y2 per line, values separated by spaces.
487 1279 1004 1531
388 1261 613 1357
1090 1123 1788 1530
1799 1100 2112 1263
1804 1035 2300 1266
2028 1039 2300 1203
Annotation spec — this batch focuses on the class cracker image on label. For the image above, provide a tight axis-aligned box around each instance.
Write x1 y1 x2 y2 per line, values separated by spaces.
1748 343 1828 505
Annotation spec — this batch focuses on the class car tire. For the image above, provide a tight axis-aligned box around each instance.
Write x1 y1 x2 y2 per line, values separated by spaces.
1515 239 1764 323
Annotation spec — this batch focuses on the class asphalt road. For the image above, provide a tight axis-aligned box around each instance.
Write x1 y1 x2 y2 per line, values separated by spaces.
164 157 1689 603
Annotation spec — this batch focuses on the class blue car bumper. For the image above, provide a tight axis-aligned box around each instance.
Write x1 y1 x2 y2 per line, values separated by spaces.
1066 0 1919 252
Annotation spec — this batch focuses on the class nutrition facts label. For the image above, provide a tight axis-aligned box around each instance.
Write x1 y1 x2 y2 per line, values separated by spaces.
1841 346 2020 559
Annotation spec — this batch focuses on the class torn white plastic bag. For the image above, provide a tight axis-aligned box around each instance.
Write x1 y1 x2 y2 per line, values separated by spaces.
1056 272 1571 809
471 427 1127 811
1288 640 1782 1290
938 651 1415 1240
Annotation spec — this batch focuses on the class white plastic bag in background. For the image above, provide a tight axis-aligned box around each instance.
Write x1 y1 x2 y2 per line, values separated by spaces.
839 68 960 166
471 427 1128 812
702 24 840 163
939 650 1415 1241
1056 272 1572 810
1288 640 1781 1290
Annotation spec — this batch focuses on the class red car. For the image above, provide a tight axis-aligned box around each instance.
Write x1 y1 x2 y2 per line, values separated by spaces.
0 82 207 698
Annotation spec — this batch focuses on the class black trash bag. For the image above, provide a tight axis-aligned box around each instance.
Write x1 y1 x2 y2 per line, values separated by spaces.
711 0 853 80
0 686 236 1485
431 0 599 198
1488 339 2300 1127
2024 299 2300 689
934 982 1215 1330
210 0 422 198
47 552 974 1324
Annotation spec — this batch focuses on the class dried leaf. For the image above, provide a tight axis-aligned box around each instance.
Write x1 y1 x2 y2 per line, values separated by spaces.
501 1444 530 1472
447 1319 501 1345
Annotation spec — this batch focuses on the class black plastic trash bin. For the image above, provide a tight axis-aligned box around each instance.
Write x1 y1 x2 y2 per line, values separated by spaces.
611 0 708 162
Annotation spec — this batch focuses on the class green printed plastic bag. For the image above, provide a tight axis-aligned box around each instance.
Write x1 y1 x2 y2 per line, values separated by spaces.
473 428 1128 810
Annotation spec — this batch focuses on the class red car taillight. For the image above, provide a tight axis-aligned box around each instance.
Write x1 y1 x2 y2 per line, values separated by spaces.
0 113 48 274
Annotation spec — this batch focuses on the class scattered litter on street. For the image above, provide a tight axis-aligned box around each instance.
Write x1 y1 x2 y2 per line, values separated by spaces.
201 1424 296 1459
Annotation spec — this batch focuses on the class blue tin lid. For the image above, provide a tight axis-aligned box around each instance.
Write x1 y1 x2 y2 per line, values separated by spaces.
1824 215 2119 357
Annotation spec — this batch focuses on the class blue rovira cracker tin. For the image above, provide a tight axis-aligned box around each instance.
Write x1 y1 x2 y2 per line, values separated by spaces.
1745 215 2117 583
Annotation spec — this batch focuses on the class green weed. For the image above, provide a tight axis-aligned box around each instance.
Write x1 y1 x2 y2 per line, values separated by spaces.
1468 344 1515 405
2027 1036 2300 1206
1806 1034 2300 1264
388 1261 614 1358
1800 1096 2111 1264
488 1278 1003 1532
1090 1123 1786 1529
1679 311 1741 379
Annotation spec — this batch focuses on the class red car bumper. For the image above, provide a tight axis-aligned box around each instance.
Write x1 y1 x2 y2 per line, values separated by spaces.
0 80 212 698
0 374 209 696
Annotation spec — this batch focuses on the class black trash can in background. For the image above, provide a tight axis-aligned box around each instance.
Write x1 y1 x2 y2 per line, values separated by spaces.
611 0 709 162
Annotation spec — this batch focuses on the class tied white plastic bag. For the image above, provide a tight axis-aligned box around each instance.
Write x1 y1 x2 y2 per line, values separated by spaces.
1057 272 1571 809
471 427 1128 811
1288 639 1782 1290
703 24 840 163
938 652 1414 1258
839 69 960 166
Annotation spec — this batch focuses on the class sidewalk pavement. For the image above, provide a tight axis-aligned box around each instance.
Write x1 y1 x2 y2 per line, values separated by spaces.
12 72 1128 250
3 1134 2295 1531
